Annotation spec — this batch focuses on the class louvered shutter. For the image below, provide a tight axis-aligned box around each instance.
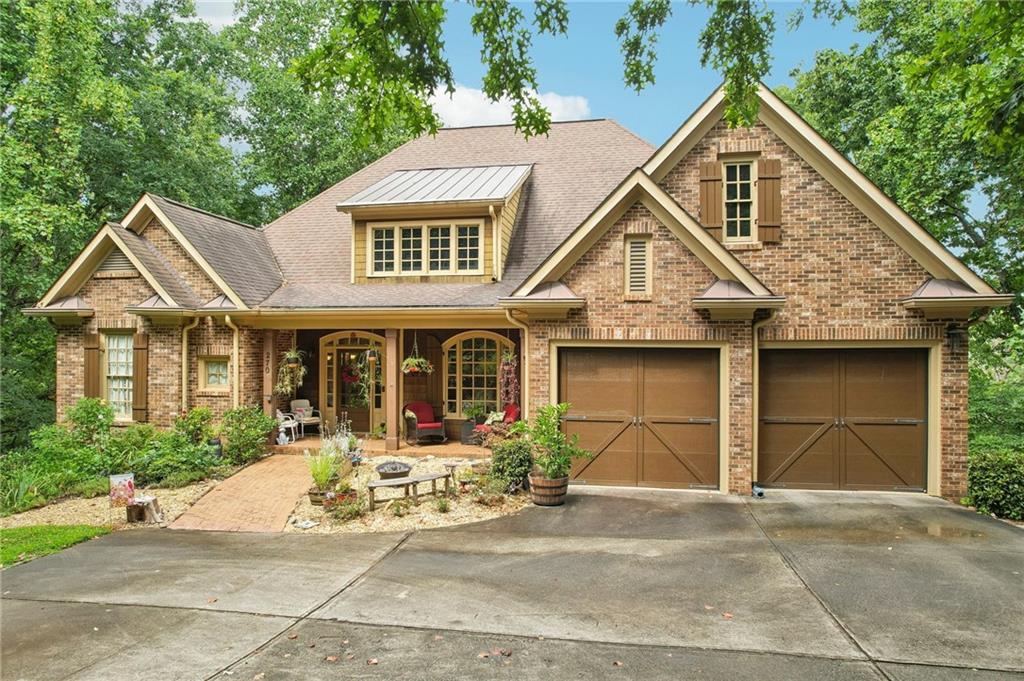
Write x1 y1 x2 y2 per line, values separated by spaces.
84 333 101 398
698 161 723 241
757 158 782 242
625 237 651 296
132 332 149 422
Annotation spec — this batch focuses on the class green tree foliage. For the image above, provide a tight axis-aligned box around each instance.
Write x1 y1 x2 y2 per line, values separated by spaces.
1 0 405 449
227 0 410 220
777 0 1022 343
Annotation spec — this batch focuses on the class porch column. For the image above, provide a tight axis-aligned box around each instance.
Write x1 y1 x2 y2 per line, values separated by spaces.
385 328 400 451
261 330 276 417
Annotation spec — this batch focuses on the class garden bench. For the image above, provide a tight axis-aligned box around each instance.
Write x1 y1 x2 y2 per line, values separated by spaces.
367 472 451 511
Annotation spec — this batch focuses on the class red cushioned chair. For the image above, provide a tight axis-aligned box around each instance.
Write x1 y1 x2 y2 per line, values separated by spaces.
404 401 447 445
472 403 521 439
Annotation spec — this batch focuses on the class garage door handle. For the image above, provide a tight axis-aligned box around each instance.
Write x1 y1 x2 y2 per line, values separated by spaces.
562 415 588 421
686 418 718 424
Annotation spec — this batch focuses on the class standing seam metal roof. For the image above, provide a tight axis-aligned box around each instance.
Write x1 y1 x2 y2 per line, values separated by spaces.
338 164 533 208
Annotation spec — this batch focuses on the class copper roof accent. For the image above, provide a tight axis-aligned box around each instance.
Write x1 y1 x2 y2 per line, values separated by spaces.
147 195 283 307
510 281 581 301
113 223 201 308
201 293 238 310
694 279 782 301
131 294 177 309
39 295 92 310
338 164 532 210
905 278 990 299
263 119 654 308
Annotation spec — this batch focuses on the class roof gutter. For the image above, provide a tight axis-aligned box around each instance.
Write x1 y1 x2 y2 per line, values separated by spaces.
181 316 200 412
224 314 240 409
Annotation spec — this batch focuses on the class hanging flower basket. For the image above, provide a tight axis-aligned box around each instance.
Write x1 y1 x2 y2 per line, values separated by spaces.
401 333 434 375
401 356 434 375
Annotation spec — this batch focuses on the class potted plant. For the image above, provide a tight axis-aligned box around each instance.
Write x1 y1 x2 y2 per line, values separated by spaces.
324 479 358 506
275 349 307 397
513 403 593 507
305 449 338 505
464 402 487 425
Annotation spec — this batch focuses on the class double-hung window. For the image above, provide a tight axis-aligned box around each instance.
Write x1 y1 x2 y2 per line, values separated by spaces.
104 333 133 420
369 220 483 276
723 161 755 241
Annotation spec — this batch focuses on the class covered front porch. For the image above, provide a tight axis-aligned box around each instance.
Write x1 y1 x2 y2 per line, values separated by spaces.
260 320 524 452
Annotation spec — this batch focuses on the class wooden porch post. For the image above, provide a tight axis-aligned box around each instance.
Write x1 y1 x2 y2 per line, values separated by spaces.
385 328 400 451
262 330 277 417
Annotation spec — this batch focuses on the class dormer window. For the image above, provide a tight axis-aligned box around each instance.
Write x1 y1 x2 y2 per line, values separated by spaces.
369 220 483 277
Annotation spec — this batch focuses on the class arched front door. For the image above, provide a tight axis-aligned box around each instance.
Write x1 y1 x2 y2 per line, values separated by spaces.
318 331 386 433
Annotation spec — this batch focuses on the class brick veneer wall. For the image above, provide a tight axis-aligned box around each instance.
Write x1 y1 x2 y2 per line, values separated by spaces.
530 121 970 498
141 217 221 303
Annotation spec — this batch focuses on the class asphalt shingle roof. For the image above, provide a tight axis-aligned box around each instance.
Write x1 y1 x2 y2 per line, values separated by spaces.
262 119 653 308
114 224 201 308
148 195 283 307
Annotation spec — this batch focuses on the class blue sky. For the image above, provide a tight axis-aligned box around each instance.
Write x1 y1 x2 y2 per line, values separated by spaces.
195 1 865 145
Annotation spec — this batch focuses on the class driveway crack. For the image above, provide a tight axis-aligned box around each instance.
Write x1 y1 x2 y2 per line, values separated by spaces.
743 498 894 681
201 529 414 681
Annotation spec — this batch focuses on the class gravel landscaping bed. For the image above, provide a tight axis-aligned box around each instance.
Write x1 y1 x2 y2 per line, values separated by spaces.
285 455 528 534
0 479 221 530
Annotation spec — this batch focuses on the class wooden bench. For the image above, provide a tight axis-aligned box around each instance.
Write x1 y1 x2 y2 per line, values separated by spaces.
367 472 451 511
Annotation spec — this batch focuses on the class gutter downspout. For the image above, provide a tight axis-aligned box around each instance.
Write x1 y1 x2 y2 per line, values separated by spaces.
504 308 530 419
224 314 240 409
750 309 778 490
181 316 200 412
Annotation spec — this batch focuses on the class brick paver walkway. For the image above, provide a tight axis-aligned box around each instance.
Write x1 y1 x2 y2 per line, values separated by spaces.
170 455 311 533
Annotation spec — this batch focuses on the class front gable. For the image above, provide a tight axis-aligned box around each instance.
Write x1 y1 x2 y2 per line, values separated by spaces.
644 84 999 297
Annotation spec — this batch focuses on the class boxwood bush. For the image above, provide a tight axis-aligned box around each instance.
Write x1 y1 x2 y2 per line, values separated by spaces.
221 406 276 464
966 446 1024 521
490 437 533 491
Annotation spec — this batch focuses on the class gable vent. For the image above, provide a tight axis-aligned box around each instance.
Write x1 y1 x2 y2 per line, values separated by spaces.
625 236 651 296
98 248 134 272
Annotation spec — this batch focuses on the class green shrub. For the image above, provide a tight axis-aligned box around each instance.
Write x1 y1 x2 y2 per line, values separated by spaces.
966 448 1024 521
331 498 365 521
0 464 48 515
66 398 114 449
137 432 218 485
173 407 214 445
490 437 533 491
66 477 109 498
435 496 450 513
159 469 212 488
222 406 276 464
510 403 591 479
305 449 339 491
106 424 159 474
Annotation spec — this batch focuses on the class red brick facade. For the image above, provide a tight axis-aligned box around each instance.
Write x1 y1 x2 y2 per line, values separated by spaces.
50 118 972 499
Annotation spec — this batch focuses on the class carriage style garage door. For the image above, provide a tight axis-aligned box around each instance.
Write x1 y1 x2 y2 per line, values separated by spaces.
558 347 719 489
758 348 927 491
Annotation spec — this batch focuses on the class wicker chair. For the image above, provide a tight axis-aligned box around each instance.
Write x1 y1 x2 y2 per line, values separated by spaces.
403 401 447 445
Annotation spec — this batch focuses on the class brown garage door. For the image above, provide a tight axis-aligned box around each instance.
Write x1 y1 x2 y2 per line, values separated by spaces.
758 349 927 491
558 348 719 489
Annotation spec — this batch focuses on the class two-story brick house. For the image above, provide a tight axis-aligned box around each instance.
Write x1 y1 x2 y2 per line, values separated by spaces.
27 85 1011 499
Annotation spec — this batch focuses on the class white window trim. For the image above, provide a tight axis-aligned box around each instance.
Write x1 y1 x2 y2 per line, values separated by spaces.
441 331 514 418
366 219 485 278
199 356 230 392
623 234 653 298
102 331 134 422
722 158 758 243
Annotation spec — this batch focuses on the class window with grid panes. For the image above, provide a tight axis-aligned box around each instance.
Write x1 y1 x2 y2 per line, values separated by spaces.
723 162 754 240
105 333 133 419
445 335 507 416
428 225 451 271
400 226 423 272
372 227 395 273
201 357 229 390
456 224 480 271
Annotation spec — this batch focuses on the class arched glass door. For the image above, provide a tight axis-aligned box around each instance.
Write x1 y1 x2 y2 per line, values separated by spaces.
319 331 385 433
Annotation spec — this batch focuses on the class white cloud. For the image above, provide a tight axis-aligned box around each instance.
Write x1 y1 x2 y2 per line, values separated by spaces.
430 83 591 128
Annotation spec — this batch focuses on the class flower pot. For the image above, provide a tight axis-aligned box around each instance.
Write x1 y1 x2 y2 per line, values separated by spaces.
308 486 330 506
529 474 569 506
460 420 478 445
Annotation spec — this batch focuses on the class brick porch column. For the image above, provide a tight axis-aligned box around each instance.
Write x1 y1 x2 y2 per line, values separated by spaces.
385 328 400 451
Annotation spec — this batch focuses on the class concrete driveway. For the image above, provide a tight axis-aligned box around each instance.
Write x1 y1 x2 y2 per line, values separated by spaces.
2 489 1021 680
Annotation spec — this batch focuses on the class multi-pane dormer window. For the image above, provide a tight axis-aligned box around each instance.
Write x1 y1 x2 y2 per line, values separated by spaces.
369 220 483 277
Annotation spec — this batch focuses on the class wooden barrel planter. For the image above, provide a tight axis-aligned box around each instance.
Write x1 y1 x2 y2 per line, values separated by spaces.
529 474 569 506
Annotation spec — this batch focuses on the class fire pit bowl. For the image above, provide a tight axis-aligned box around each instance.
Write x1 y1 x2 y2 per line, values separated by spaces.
376 461 412 480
